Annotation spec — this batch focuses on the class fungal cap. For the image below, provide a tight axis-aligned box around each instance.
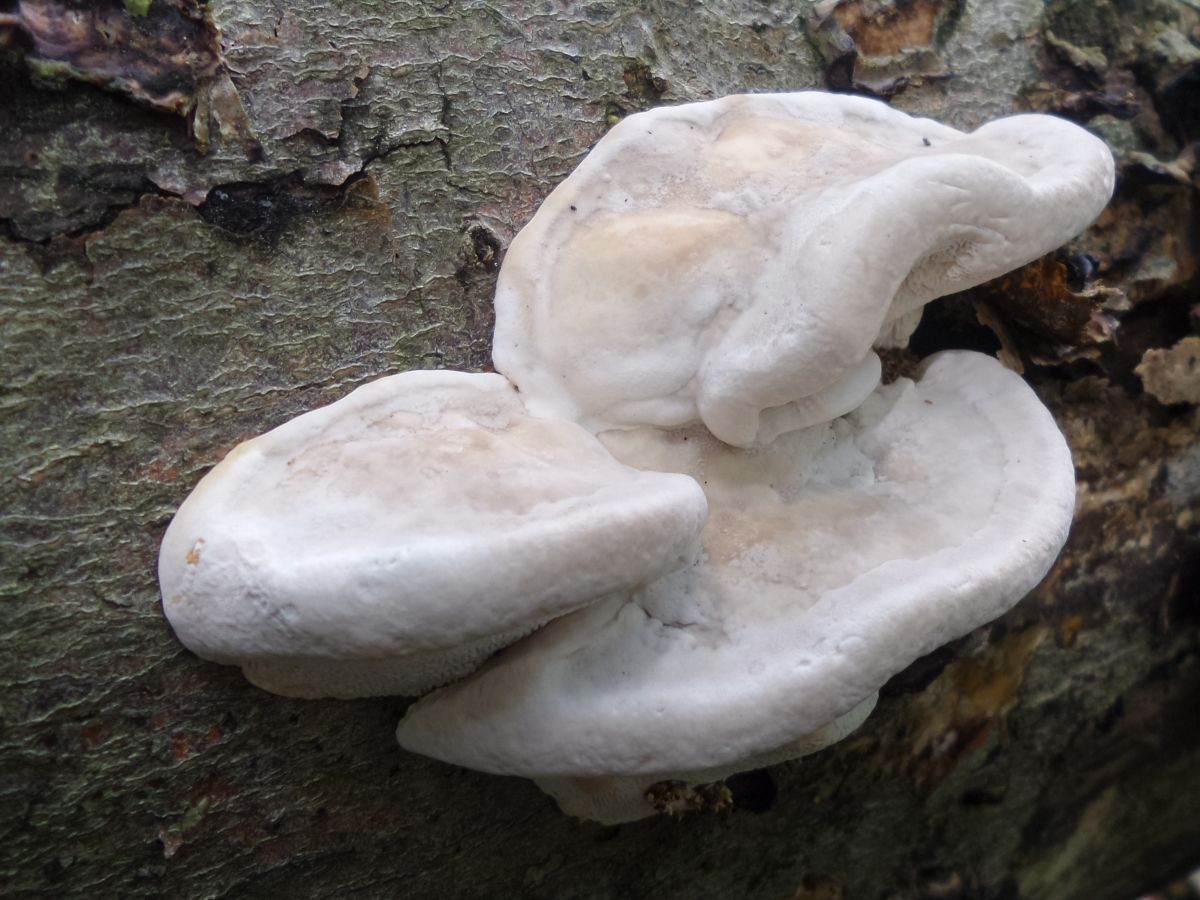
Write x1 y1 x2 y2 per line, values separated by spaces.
397 352 1074 781
493 92 1114 446
159 370 707 698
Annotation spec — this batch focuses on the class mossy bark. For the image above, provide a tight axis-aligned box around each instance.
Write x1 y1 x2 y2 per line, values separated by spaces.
2 2 1198 898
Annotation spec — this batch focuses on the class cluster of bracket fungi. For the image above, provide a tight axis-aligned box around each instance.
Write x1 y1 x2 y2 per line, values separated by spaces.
160 92 1115 824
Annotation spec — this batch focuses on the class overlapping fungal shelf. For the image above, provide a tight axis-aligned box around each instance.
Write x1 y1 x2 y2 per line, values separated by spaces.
159 92 1115 824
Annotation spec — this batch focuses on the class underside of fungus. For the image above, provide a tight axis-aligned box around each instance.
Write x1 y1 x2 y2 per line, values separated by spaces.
159 90 1114 825
535 693 879 825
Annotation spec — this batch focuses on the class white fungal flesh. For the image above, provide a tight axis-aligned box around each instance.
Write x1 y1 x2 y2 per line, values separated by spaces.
755 351 882 445
158 370 708 698
155 92 1111 822
396 352 1076 779
493 92 1114 446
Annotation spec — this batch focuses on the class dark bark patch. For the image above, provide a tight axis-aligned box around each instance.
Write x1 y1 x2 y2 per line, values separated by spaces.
0 0 223 113
882 638 966 697
644 779 733 817
724 768 777 814
967 255 1123 347
466 222 501 272
1025 32 1140 123
914 867 966 899
196 175 359 243
1160 62 1200 143
889 628 1045 792
792 874 845 899
906 295 1002 359
622 60 667 106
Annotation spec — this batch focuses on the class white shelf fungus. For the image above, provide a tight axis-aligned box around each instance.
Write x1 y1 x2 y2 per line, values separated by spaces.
492 92 1115 447
158 371 707 698
396 352 1078 822
159 91 1114 824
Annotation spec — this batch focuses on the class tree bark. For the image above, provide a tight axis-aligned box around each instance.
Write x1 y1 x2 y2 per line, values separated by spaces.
1 2 1198 898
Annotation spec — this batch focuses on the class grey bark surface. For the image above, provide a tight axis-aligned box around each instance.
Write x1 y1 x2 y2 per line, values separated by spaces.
1 1 1198 899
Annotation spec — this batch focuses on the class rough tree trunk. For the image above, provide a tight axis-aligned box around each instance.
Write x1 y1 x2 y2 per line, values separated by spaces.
1 2 1198 898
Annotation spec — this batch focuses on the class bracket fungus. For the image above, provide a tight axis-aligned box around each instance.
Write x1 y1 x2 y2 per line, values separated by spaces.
159 91 1114 825
492 92 1115 447
158 371 706 698
396 351 1078 822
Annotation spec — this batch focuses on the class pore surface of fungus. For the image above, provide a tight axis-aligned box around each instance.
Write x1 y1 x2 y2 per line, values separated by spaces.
159 371 707 698
492 92 1114 447
396 351 1077 820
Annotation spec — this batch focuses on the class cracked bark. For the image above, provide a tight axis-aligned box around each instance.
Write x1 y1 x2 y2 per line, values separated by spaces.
2 2 1198 899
